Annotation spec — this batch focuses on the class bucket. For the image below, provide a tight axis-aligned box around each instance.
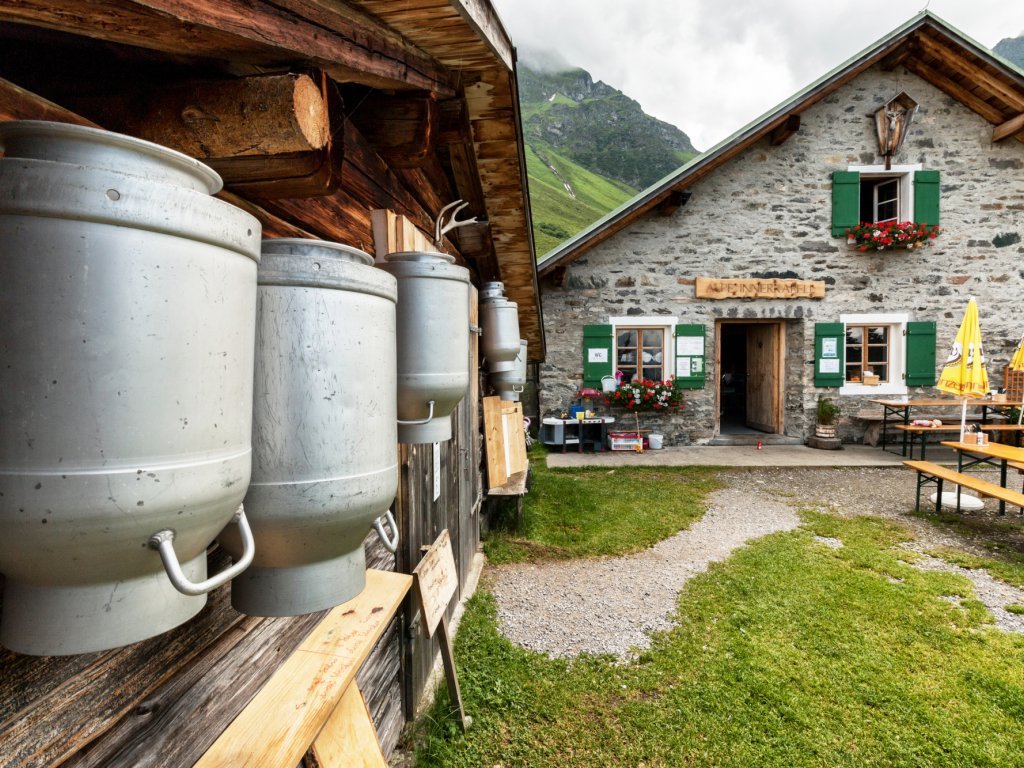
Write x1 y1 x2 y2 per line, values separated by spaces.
648 433 664 450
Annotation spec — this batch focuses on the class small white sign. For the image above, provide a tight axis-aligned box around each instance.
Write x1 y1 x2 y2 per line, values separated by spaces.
588 348 609 363
676 336 703 356
819 359 840 374
822 338 838 358
432 442 441 501
676 357 691 377
691 357 703 375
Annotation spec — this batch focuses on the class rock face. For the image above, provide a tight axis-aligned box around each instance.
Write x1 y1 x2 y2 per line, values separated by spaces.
519 62 697 190
538 65 1024 445
993 33 1024 69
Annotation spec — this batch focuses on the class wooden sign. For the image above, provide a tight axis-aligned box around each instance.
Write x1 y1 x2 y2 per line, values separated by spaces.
412 529 459 638
695 276 826 300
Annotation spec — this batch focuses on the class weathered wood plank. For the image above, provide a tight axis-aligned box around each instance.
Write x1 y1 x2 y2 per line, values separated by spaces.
0 0 454 94
193 569 411 768
61 609 326 768
916 32 1024 110
0 555 244 768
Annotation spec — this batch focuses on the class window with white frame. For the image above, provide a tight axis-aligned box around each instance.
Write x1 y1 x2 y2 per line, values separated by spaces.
848 164 921 223
609 315 676 384
839 312 908 396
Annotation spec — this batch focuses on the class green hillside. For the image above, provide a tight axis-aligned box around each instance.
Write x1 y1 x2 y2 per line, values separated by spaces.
518 61 698 258
526 143 636 255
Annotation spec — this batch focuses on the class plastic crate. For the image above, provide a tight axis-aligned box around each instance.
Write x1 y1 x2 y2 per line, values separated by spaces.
608 432 644 451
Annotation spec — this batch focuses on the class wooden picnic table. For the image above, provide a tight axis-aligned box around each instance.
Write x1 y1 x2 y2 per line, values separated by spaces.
940 440 1024 515
869 397 1023 457
894 423 1024 460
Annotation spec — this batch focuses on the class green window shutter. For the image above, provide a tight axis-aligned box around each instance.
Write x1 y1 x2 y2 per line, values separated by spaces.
905 321 937 386
674 324 705 390
582 324 613 388
814 322 845 387
831 170 860 237
913 170 940 226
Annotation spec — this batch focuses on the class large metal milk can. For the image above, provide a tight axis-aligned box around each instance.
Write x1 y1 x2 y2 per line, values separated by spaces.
380 251 471 444
0 121 261 655
492 339 528 401
222 239 399 616
479 281 521 374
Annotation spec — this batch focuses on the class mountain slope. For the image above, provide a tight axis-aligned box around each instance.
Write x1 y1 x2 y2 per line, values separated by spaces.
993 32 1024 70
518 59 698 257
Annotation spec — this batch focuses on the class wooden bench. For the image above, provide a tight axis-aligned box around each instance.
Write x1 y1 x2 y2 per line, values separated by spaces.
903 460 1024 514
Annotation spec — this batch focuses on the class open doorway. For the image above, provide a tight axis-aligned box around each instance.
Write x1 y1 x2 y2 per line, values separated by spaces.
717 321 784 435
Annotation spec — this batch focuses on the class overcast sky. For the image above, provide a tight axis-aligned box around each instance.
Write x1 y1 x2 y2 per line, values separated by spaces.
491 1 1024 151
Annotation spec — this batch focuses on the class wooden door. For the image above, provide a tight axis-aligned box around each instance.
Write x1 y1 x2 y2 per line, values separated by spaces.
746 324 780 433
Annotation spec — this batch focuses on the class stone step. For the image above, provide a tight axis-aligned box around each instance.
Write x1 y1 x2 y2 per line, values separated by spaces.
708 434 804 446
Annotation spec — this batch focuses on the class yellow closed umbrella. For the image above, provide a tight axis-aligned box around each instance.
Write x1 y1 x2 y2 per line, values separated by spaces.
936 297 989 442
1008 333 1024 423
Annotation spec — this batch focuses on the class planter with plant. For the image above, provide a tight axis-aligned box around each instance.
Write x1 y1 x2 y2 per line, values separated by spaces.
815 397 841 440
845 221 941 251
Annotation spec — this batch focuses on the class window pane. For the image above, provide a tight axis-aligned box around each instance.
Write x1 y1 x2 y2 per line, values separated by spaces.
867 346 887 364
618 350 636 364
642 329 663 347
846 366 862 381
846 327 863 344
868 327 888 344
642 366 662 381
874 364 888 381
620 366 637 382
617 329 636 347
846 346 862 364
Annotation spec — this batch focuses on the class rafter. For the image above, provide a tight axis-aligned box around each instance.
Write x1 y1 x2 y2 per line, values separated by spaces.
993 112 1024 142
769 114 801 146
915 32 1024 111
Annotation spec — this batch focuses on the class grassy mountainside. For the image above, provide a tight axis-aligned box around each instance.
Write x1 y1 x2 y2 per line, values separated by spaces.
518 60 698 258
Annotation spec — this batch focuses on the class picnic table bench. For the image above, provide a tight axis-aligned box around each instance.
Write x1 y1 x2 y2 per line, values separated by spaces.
903 460 1024 514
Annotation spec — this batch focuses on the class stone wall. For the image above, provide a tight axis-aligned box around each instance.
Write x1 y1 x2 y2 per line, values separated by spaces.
539 64 1024 444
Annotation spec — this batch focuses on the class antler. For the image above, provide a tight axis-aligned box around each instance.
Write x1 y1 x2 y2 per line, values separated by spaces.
434 199 478 247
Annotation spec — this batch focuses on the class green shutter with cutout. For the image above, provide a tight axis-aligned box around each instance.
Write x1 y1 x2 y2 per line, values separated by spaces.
831 170 860 237
905 321 937 386
582 324 613 388
814 322 845 387
674 324 705 389
914 170 940 226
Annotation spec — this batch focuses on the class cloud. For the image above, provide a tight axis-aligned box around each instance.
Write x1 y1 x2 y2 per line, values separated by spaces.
493 0 1023 151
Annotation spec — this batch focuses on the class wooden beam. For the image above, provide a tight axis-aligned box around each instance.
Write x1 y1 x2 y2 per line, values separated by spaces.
656 189 691 216
769 114 801 146
993 112 1024 142
879 43 913 72
902 59 1006 124
347 92 439 169
0 76 318 238
915 32 1024 111
0 0 455 95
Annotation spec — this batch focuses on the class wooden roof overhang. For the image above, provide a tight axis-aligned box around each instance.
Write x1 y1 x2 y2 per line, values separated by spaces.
537 11 1024 282
0 0 544 359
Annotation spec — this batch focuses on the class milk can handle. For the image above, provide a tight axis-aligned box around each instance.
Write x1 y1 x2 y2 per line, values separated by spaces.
397 400 435 426
512 384 525 393
373 510 400 553
148 508 256 596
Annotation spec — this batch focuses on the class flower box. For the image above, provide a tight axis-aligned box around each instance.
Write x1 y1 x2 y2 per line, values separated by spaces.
846 221 941 251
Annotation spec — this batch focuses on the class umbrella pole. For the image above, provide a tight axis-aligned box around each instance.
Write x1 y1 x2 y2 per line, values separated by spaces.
960 398 967 443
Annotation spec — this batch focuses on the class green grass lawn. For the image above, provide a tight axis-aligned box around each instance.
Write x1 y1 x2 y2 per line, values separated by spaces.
417 463 1024 767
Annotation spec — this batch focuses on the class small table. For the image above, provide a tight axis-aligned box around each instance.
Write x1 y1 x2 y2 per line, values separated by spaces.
941 440 1024 515
870 398 1023 456
541 416 615 453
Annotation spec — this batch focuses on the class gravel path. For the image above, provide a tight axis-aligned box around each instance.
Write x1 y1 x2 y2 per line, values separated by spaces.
491 466 1024 659
491 485 800 658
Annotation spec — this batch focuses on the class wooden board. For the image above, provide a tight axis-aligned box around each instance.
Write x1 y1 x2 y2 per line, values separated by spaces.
412 529 459 638
695 277 826 300
193 569 411 768
482 396 526 488
746 323 781 433
307 684 386 768
370 208 439 263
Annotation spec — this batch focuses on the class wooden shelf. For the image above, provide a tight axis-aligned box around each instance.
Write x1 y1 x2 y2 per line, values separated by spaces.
194 569 412 768
487 467 528 496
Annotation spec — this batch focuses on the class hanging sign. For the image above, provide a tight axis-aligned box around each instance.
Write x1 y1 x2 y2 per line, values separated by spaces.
695 277 826 300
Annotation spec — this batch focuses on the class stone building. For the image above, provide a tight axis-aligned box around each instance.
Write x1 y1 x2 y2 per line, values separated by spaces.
537 12 1024 445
